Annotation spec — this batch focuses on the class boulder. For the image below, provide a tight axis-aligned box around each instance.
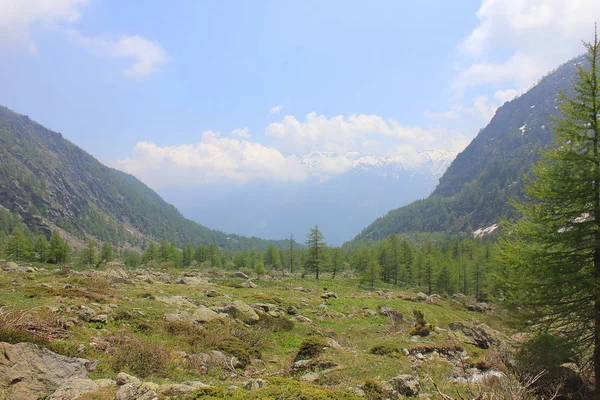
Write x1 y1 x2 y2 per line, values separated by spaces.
0 342 97 400
233 271 250 279
448 321 501 349
242 280 257 288
385 374 420 397
295 315 313 324
286 305 298 315
176 276 208 286
116 381 158 400
414 292 429 302
47 378 115 400
321 291 338 300
467 302 492 313
3 261 18 271
223 300 260 324
378 305 404 324
191 305 221 323
158 381 211 396
78 305 96 322
242 378 267 390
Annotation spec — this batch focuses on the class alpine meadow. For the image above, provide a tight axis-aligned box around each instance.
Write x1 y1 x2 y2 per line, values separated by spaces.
1 2 600 400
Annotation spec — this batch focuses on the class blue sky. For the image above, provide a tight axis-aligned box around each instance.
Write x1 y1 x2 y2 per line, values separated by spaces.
1 0 599 187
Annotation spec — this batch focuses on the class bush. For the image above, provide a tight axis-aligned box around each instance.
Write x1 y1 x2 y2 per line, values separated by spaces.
110 335 173 378
515 333 576 394
191 377 360 400
257 314 294 332
294 336 328 362
369 343 401 356
216 337 259 368
363 379 385 400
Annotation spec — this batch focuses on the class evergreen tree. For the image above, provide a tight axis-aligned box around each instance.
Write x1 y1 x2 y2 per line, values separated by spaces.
388 234 401 285
361 250 381 290
142 242 159 264
79 239 98 266
496 31 600 397
49 231 70 264
289 234 295 273
34 235 50 263
330 247 343 279
5 226 32 261
305 225 326 279
264 244 282 270
100 241 114 264
182 241 194 267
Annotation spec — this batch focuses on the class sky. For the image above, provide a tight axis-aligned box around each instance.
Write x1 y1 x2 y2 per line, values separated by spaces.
1 0 599 188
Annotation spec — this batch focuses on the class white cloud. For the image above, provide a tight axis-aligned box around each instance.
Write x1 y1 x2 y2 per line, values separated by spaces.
269 105 283 114
494 88 520 104
266 112 470 158
231 128 251 138
0 0 89 53
454 0 600 93
118 113 470 187
117 131 308 187
424 95 501 123
66 29 168 78
0 0 167 78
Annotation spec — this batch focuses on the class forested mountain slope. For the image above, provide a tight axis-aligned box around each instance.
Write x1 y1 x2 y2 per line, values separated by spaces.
0 105 286 250
353 55 585 242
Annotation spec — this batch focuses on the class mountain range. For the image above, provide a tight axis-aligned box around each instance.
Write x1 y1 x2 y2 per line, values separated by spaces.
0 105 287 251
160 150 455 246
352 55 585 243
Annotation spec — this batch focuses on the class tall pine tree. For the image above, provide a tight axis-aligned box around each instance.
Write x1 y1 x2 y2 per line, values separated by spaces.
496 30 600 398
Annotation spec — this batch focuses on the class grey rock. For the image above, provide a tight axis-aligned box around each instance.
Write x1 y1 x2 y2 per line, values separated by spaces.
386 374 420 396
223 300 260 323
0 342 97 400
78 305 96 322
448 321 501 349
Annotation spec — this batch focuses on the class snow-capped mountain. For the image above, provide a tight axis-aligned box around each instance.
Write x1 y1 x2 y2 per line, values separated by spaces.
161 150 457 245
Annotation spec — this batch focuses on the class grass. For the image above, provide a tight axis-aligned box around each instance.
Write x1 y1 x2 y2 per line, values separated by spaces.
0 263 514 396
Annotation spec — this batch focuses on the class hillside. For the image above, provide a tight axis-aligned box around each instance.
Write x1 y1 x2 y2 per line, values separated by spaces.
0 105 286 250
352 55 585 243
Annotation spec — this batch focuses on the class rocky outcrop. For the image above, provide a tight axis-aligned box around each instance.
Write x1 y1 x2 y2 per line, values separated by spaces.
0 342 97 400
384 374 420 397
222 300 259 324
448 321 501 349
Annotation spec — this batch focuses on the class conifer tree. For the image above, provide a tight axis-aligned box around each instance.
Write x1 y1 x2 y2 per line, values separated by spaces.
34 234 50 263
5 226 32 261
496 30 600 398
305 225 326 279
100 241 114 264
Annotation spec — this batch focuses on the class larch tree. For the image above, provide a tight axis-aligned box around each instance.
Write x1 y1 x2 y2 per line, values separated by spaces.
305 225 326 280
496 30 600 398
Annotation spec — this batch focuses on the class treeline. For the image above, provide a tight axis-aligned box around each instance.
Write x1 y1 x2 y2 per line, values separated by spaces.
0 216 494 301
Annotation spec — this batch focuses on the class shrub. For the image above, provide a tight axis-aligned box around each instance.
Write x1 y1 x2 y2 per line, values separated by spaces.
110 335 173 378
216 337 259 368
257 314 294 332
363 379 385 400
369 343 401 356
294 336 328 362
409 309 434 336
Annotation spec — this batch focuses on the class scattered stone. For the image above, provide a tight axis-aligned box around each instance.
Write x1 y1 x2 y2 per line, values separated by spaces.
47 378 116 400
233 271 250 279
41 283 52 289
176 276 207 285
0 342 97 400
192 305 221 323
116 373 140 386
321 291 338 300
242 378 267 391
385 374 420 397
3 261 18 271
116 381 158 400
156 295 196 308
78 305 96 322
292 286 308 292
158 381 211 396
325 338 343 351
295 315 313 324
206 289 220 297
467 302 492 313
378 305 404 324
242 280 258 288
414 292 429 302
362 306 377 316
90 314 108 323
223 300 260 323
448 321 501 349
300 372 320 382
191 350 243 370
286 305 298 315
